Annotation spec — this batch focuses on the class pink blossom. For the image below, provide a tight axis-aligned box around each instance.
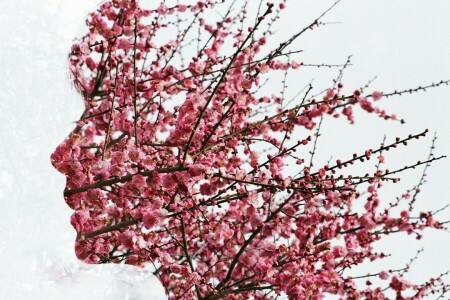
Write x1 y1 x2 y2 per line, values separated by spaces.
131 174 146 186
379 271 390 280
85 57 97 71
332 246 347 258
142 211 158 229
128 147 142 162
372 91 384 101
188 164 205 177
162 174 177 189
111 151 127 164
177 4 187 12
117 38 132 51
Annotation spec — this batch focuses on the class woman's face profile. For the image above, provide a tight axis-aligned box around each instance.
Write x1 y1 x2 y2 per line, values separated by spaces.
49 0 188 265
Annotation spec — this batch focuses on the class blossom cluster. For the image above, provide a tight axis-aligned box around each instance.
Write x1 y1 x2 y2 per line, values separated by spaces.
51 0 448 298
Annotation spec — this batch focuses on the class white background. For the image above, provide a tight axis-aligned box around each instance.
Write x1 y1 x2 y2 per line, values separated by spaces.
0 0 449 299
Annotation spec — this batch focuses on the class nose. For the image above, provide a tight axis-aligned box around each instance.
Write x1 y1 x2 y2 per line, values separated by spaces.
50 108 89 175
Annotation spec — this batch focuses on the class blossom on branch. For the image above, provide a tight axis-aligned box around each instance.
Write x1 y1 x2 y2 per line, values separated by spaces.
50 0 449 299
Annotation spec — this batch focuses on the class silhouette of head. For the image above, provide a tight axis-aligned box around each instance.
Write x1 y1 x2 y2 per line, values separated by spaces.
50 0 242 269
50 0 191 265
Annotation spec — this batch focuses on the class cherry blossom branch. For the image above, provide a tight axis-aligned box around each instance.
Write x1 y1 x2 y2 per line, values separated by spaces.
183 4 275 162
64 165 187 196
133 16 139 146
381 79 450 99
102 64 119 160
298 129 431 180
